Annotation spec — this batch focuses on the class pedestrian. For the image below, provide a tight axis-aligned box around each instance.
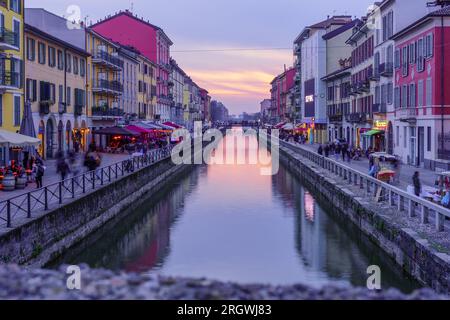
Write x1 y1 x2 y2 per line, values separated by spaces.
324 144 330 157
347 149 352 163
335 144 341 161
413 171 421 197
317 145 323 156
57 157 70 181
35 162 45 189
341 144 347 162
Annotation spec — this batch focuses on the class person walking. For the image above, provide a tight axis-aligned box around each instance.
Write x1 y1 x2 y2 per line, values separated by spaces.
57 157 70 182
324 144 330 158
317 145 323 156
335 144 341 161
341 144 347 162
413 171 422 197
35 162 45 189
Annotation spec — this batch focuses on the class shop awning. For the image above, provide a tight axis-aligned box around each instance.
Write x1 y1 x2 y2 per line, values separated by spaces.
0 129 41 148
92 126 139 136
126 125 154 134
274 122 286 129
363 129 384 136
282 123 294 130
163 121 182 129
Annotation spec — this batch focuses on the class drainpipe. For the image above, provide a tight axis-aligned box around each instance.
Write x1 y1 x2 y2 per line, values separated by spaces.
440 15 445 163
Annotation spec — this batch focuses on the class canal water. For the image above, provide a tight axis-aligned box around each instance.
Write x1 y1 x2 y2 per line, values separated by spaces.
52 129 420 293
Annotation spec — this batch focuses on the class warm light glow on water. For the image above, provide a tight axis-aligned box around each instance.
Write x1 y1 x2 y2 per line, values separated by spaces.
55 129 420 292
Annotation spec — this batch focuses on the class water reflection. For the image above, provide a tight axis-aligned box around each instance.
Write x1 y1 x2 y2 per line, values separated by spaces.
55 130 420 293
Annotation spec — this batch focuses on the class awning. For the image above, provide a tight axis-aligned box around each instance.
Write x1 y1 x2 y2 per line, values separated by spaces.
92 126 139 136
274 122 286 129
0 129 41 148
163 121 182 129
363 129 384 136
282 123 294 130
126 125 154 134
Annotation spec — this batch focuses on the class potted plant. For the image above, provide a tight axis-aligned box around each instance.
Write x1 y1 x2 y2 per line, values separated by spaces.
2 169 16 191
15 168 27 190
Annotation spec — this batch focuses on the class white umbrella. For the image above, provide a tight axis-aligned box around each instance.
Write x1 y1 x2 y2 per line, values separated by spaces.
282 123 294 130
0 129 41 148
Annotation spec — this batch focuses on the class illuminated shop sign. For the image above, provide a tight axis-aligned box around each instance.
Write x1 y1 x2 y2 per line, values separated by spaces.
305 95 314 103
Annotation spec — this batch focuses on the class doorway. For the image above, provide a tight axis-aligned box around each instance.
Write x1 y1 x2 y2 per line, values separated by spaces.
418 126 425 167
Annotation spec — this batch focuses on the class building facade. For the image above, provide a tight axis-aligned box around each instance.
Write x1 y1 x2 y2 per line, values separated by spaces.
90 10 173 122
136 54 156 121
25 23 89 159
392 6 450 170
294 16 352 144
0 0 24 133
169 58 185 125
117 46 139 123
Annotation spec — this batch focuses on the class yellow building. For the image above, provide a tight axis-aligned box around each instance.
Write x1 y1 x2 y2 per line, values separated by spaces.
183 85 190 126
24 24 89 159
137 54 156 121
85 29 124 148
0 0 24 164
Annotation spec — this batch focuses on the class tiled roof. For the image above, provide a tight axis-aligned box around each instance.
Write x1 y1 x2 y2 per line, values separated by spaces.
429 5 450 16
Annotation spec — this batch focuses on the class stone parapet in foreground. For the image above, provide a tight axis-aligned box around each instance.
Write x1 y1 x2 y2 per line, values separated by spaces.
0 265 446 300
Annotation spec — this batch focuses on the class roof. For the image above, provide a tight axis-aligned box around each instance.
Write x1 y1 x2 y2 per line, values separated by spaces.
24 24 90 57
86 28 121 49
295 16 352 44
320 66 351 81
392 5 450 40
322 20 359 40
90 10 173 45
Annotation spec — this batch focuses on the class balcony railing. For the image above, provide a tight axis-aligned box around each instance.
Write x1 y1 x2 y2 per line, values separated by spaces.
328 114 343 123
92 79 123 94
39 101 53 115
91 106 125 117
0 71 20 88
346 112 368 123
0 28 20 49
357 80 370 93
379 62 393 77
372 103 387 113
396 107 417 121
92 51 123 70
58 103 67 114
74 105 84 116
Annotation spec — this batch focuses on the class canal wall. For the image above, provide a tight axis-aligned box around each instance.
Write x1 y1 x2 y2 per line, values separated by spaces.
276 143 450 294
0 157 193 267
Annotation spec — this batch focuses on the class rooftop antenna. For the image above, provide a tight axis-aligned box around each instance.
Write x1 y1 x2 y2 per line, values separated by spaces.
130 2 134 13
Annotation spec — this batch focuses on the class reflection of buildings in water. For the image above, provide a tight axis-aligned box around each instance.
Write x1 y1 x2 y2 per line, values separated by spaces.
304 192 315 222
271 165 298 212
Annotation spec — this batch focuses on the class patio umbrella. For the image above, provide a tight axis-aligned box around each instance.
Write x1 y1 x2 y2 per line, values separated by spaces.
92 126 139 136
0 129 41 148
19 101 36 138
282 123 294 130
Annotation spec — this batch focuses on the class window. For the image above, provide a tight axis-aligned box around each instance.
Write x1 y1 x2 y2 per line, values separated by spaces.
66 53 72 73
394 49 401 69
80 58 86 77
74 89 85 107
48 46 56 67
404 127 407 148
38 42 46 64
0 95 2 126
12 19 20 48
396 126 400 146
426 77 432 106
387 83 393 105
401 46 408 76
26 79 37 102
425 33 434 58
417 38 424 72
10 0 22 14
418 80 424 107
14 96 20 126
66 87 71 105
409 43 416 64
381 84 387 105
26 38 35 61
401 85 407 108
387 45 393 64
374 52 380 76
59 85 64 103
375 85 380 104
57 50 64 70
409 83 416 108
427 127 432 152
73 56 79 75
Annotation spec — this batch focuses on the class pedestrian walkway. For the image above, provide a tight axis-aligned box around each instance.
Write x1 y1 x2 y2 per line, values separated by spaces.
286 142 438 192
0 153 129 200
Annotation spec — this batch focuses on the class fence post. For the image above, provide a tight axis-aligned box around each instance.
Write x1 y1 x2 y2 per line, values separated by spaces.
59 182 62 204
44 187 48 210
82 173 86 193
115 163 118 179
27 193 31 218
408 199 415 218
420 205 429 224
101 169 104 186
6 200 11 228
72 178 75 199
436 212 445 232
109 166 112 182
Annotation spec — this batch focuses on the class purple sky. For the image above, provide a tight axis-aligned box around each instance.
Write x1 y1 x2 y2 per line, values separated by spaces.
27 0 374 114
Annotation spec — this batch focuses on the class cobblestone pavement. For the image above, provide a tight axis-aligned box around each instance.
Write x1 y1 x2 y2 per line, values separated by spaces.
0 264 446 300
0 153 130 200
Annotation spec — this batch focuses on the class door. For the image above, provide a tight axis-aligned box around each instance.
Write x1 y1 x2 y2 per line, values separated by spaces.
387 122 394 154
409 127 416 166
418 127 425 167
46 120 54 159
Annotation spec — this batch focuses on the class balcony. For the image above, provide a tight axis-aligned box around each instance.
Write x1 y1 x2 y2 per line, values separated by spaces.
372 103 387 114
39 101 52 115
92 79 123 95
91 106 125 118
0 71 20 90
328 114 343 123
379 62 393 77
396 107 417 123
74 105 84 116
357 80 370 93
58 103 67 114
158 95 172 105
0 28 20 50
347 112 368 123
92 51 123 70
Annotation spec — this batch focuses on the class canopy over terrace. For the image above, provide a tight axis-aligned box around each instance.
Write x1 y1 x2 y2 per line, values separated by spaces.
126 125 154 135
0 129 41 148
163 121 183 129
92 127 139 137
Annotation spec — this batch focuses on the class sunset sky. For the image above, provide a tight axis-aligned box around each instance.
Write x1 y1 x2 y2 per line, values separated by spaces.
27 0 373 115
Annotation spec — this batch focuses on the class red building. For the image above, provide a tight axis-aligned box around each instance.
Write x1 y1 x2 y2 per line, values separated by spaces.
270 67 296 123
391 6 450 169
91 10 173 121
199 88 211 122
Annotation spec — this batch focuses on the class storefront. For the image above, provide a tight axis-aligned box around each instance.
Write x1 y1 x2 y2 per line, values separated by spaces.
362 120 387 152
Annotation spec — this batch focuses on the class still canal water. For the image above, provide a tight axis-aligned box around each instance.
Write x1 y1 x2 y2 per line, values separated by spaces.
53 130 420 292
